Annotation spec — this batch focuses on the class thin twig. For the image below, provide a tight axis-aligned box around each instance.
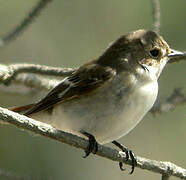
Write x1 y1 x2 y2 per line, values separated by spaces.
0 63 76 85
0 107 186 179
0 64 61 91
0 0 53 47
151 0 161 33
0 74 59 94
151 88 186 114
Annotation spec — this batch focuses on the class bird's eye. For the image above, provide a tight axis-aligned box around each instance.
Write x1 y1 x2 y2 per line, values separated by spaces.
149 48 160 58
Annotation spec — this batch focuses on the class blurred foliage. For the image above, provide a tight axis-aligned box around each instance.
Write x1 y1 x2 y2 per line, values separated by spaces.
0 0 185 180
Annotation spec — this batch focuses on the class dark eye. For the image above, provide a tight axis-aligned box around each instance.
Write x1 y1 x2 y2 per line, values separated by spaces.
149 48 160 58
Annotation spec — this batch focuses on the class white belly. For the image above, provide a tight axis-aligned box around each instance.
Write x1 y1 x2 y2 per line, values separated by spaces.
31 76 158 144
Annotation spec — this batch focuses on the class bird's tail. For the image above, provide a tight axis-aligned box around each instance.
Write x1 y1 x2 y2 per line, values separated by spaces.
8 104 35 114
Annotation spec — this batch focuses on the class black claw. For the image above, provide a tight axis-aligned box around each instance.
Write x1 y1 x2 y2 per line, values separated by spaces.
112 140 137 174
125 150 129 162
81 131 98 158
119 162 125 171
129 150 137 174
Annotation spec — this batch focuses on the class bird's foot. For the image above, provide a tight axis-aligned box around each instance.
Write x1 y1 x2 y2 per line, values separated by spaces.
112 140 137 174
81 131 98 158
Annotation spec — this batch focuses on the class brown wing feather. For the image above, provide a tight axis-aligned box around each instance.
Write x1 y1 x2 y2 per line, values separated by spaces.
24 61 116 116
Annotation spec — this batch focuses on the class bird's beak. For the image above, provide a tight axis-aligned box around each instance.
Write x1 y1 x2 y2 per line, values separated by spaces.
168 49 184 59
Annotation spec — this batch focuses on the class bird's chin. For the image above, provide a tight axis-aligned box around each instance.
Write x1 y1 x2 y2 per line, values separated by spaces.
135 64 158 81
142 65 159 81
142 60 168 80
157 58 169 78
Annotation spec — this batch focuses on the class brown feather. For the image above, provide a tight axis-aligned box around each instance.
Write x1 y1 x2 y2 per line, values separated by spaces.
23 60 116 116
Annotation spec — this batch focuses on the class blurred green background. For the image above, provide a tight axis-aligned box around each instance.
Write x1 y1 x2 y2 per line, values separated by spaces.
0 0 185 179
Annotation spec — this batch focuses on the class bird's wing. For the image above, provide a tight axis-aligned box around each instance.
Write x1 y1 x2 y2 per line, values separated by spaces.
23 61 116 115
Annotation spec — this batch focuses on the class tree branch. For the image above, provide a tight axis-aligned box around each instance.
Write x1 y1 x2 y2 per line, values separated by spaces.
151 0 161 33
0 0 53 47
0 107 186 179
150 88 186 114
0 63 75 85
0 64 61 92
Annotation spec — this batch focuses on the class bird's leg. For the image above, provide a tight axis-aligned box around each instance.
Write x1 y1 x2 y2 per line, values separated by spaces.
112 140 137 174
80 130 98 158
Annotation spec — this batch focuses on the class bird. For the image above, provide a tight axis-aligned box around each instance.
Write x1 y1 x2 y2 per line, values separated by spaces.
9 29 184 173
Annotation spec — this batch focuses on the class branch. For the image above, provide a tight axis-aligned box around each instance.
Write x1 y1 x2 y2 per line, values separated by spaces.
0 64 60 93
151 88 186 114
0 63 76 85
0 63 75 94
0 0 53 47
151 0 161 33
0 107 186 179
